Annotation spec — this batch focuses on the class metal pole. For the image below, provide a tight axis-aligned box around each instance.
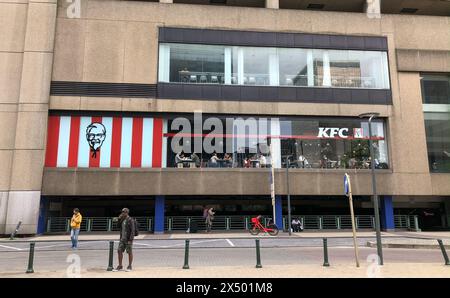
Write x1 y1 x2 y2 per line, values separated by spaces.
346 173 360 268
255 239 262 268
183 239 190 269
437 239 450 265
270 143 276 226
286 157 292 236
26 242 35 273
322 238 330 267
367 114 384 265
107 241 114 271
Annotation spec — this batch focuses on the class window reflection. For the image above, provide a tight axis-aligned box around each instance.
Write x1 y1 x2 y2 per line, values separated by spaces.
159 43 390 89
165 116 389 169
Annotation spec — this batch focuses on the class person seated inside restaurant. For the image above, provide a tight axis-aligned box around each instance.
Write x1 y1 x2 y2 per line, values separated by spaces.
223 153 233 168
298 155 310 168
209 152 219 167
259 154 267 168
190 152 200 168
175 151 186 168
243 157 251 168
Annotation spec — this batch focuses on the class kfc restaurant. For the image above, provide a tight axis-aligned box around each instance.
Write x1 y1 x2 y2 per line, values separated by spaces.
40 112 417 233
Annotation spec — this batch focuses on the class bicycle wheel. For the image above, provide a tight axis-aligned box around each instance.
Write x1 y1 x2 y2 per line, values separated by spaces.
267 224 279 236
249 226 260 235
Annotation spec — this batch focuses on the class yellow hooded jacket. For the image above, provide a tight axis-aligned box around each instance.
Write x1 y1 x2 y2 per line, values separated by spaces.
71 213 82 229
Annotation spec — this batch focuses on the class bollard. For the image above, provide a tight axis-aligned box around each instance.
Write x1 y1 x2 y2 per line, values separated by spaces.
437 239 450 266
107 241 114 271
255 239 262 268
26 242 35 274
183 240 190 269
322 238 330 267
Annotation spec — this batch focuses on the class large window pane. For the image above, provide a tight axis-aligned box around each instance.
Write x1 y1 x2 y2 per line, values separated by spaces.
242 47 274 86
165 115 389 170
159 43 391 89
278 48 308 86
167 44 225 84
421 75 450 104
424 112 450 172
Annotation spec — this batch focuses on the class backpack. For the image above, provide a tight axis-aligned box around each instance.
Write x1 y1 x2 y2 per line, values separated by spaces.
131 217 139 236
203 209 208 218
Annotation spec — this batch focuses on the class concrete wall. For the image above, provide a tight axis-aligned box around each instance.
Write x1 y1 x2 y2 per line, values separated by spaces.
2 1 450 232
44 1 450 197
0 0 57 234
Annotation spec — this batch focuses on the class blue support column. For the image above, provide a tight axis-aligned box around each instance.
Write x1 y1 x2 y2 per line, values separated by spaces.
37 197 48 234
380 196 395 231
154 195 165 234
275 195 283 229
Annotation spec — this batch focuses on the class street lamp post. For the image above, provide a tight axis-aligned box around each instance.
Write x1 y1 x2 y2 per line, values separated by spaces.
359 112 383 265
285 155 292 236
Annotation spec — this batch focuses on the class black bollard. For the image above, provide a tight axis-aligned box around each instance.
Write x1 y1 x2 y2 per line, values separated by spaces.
183 240 190 269
26 242 35 274
437 239 450 266
323 238 330 267
255 239 262 268
107 241 114 271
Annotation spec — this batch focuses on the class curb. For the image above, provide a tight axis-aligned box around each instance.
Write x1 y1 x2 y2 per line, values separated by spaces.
366 241 450 249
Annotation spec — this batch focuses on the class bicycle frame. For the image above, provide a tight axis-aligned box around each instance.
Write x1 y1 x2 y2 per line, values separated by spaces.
252 220 276 233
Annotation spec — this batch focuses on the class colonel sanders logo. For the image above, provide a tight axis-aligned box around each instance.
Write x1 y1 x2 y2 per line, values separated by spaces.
86 122 106 158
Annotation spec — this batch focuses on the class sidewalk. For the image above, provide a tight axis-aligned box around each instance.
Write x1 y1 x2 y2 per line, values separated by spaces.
2 263 449 278
5 230 449 242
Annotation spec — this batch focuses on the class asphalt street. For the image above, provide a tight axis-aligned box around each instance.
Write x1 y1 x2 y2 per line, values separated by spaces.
0 237 446 274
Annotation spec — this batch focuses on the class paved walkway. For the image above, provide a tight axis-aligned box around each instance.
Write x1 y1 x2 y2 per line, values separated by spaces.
2 263 449 278
5 231 449 242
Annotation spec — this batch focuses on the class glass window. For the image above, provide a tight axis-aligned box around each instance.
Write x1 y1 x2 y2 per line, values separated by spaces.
421 75 450 104
279 48 309 86
165 115 389 170
424 112 450 172
159 43 391 90
279 118 388 169
167 44 225 84
242 47 274 86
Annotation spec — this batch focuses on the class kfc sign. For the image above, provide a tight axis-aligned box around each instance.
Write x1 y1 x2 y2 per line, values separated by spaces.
45 115 167 168
318 127 364 139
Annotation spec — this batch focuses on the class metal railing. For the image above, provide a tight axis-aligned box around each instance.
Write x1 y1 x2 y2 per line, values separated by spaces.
46 217 154 233
45 214 420 233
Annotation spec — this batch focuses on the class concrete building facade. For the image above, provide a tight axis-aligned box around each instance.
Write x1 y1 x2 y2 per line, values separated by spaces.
0 0 449 235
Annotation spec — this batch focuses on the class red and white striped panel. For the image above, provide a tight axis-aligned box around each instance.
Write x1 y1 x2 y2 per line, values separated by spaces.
45 116 167 168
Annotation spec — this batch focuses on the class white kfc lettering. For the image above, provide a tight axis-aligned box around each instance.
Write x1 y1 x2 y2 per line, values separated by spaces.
318 127 350 139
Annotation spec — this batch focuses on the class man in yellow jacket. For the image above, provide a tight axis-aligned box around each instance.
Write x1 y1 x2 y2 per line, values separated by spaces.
70 208 82 249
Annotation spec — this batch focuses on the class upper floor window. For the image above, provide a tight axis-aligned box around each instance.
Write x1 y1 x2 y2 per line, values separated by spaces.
421 74 450 104
421 74 450 172
158 43 390 89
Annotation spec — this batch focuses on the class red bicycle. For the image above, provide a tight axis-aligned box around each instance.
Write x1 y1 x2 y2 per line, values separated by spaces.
249 215 279 236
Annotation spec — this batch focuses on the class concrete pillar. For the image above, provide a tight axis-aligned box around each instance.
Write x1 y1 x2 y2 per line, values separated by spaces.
37 196 48 234
380 196 395 231
265 0 279 9
275 195 283 229
160 0 173 3
0 0 57 235
154 195 165 233
364 0 381 19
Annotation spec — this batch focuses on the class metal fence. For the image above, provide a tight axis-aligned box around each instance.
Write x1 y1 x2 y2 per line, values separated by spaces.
46 217 154 233
45 215 420 233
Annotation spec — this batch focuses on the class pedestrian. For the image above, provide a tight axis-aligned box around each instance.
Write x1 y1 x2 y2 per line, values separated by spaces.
113 208 135 272
205 207 215 232
70 208 82 249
